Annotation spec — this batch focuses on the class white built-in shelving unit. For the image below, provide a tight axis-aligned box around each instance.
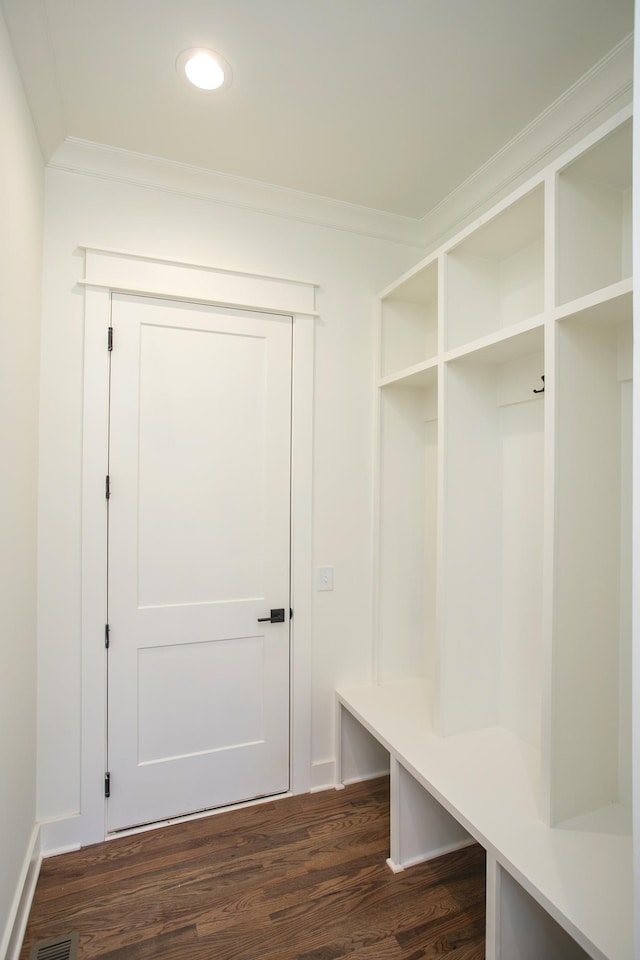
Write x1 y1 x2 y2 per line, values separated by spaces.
338 105 634 960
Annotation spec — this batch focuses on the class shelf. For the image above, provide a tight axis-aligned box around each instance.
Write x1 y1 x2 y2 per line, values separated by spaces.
445 185 544 350
380 258 438 379
444 316 544 367
338 681 633 960
378 357 438 389
556 119 632 306
554 277 632 326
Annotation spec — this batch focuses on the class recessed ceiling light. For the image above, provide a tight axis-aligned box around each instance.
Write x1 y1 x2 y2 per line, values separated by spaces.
176 48 232 91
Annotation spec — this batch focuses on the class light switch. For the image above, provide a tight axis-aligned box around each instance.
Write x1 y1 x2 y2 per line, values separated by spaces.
317 566 334 591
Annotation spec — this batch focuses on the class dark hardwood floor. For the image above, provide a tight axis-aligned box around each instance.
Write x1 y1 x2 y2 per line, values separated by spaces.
20 778 485 960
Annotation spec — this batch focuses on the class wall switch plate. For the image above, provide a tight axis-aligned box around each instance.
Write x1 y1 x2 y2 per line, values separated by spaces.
317 566 334 591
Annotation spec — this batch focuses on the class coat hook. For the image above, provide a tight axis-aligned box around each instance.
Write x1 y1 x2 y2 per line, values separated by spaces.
533 375 545 395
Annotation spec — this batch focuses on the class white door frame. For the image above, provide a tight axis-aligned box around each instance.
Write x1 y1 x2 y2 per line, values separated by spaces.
79 247 317 845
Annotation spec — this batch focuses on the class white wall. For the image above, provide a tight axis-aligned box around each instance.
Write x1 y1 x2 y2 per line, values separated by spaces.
37 166 421 824
0 6 43 953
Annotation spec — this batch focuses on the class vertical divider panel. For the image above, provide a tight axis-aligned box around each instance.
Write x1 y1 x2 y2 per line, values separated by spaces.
387 756 402 872
434 258 446 732
617 325 633 813
539 174 557 824
371 362 383 686
551 305 632 824
485 853 499 960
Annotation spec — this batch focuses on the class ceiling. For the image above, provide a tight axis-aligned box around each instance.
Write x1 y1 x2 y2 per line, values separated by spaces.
2 0 634 220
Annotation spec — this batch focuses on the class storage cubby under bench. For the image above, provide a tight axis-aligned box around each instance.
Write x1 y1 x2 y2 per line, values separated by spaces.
337 681 632 960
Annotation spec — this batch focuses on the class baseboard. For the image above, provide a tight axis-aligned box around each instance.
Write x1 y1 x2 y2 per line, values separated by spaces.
386 837 476 875
311 764 392 793
39 815 82 858
1 825 42 960
309 760 337 793
340 769 390 787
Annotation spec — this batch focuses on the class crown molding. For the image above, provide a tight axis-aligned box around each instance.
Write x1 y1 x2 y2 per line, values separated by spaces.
47 139 425 248
416 33 634 251
45 34 633 253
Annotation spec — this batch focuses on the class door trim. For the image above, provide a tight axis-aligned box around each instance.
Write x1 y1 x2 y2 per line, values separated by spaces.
80 251 315 845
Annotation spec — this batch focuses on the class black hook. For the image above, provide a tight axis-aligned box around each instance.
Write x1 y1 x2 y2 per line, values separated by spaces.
533 375 545 394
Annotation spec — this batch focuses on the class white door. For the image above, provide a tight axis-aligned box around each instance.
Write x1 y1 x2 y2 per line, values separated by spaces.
106 294 292 832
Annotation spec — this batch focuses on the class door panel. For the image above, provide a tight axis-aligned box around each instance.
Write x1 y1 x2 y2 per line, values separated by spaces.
137 321 268 606
137 636 267 763
107 294 292 831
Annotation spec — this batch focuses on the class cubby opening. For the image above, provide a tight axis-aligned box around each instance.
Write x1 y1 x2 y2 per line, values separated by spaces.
380 259 438 379
392 761 472 870
440 330 545 750
340 707 390 786
557 120 632 306
550 296 632 828
376 371 438 687
445 186 544 350
496 865 591 959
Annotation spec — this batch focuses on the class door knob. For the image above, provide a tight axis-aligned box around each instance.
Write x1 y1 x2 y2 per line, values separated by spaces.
257 608 285 623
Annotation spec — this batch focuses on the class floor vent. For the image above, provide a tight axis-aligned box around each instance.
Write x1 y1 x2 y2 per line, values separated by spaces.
29 932 79 960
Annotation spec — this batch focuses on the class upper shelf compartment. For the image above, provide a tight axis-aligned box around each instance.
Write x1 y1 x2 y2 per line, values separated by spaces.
556 119 632 307
445 185 545 351
379 258 438 381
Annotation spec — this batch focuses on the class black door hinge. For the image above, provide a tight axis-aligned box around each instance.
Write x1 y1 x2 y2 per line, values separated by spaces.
108 327 113 352
104 772 111 798
105 475 111 500
105 624 110 649
290 608 293 620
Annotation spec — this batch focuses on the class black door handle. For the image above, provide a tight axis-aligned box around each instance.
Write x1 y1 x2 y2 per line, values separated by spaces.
257 608 285 623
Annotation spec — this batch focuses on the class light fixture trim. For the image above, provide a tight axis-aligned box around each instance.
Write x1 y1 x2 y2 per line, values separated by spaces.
176 48 232 92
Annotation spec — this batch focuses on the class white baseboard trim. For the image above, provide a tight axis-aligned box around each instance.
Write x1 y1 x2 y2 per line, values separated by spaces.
386 838 476 875
39 815 82 858
341 769 390 787
1 825 42 960
311 765 391 793
309 760 337 793
309 761 390 792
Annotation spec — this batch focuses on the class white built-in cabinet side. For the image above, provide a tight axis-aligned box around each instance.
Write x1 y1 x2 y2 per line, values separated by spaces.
338 102 634 960
80 248 315 845
633 8 640 956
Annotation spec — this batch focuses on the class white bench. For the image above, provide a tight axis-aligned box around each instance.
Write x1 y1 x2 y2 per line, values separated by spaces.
337 680 633 960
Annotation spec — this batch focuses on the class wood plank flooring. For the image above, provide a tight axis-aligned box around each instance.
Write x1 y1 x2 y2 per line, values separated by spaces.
20 778 485 960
